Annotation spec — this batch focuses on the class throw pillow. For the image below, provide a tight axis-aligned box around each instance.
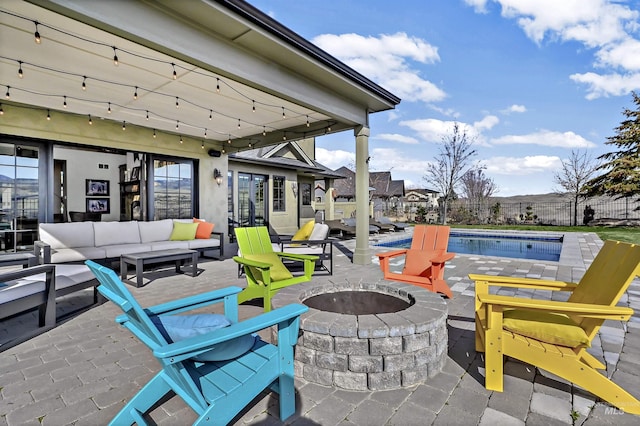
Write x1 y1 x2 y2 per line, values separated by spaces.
151 313 256 362
402 249 433 276
502 310 591 348
193 218 215 239
244 252 293 281
170 221 198 240
292 220 315 241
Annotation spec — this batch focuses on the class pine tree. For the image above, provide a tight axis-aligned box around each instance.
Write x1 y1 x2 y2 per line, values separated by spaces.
586 91 640 204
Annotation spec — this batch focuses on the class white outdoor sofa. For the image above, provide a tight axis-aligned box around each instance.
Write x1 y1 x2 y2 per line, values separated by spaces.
34 219 224 264
0 263 100 348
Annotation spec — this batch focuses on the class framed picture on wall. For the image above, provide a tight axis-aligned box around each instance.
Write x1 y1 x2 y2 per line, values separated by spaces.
86 198 110 214
130 166 141 181
86 179 110 196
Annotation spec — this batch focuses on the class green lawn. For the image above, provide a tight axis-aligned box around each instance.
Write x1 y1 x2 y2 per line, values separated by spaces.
448 224 640 245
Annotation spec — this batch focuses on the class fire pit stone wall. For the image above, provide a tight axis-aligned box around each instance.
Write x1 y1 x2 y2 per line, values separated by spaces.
272 280 448 391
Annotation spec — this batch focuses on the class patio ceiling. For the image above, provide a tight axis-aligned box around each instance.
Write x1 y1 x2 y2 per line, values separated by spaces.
0 0 399 153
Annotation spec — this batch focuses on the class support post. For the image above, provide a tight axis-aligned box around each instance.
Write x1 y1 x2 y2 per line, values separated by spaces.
353 125 370 265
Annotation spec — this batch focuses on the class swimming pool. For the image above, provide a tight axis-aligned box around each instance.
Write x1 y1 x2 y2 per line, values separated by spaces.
376 231 563 261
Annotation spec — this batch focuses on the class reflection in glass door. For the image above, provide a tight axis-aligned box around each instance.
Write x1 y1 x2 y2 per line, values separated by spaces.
237 173 267 227
0 143 40 252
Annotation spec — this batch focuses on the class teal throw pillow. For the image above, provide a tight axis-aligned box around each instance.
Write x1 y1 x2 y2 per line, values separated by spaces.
151 313 256 361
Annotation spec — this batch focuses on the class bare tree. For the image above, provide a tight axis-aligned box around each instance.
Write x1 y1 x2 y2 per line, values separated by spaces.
423 122 477 223
553 149 600 226
460 167 499 222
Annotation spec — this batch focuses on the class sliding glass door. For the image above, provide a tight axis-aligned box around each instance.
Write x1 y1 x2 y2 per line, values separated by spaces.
237 173 267 227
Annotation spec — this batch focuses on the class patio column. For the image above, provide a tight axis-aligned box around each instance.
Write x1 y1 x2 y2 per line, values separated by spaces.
324 178 335 221
353 125 370 265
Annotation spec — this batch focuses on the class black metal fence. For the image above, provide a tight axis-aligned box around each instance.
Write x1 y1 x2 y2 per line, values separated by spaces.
447 196 640 226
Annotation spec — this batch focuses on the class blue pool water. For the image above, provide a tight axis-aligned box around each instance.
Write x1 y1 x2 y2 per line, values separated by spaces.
376 232 562 261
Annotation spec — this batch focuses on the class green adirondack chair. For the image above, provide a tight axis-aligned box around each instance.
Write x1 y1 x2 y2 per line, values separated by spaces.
85 260 308 425
233 226 317 312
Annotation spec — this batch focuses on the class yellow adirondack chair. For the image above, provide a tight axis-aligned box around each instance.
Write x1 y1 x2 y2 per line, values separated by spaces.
471 240 640 415
233 226 317 312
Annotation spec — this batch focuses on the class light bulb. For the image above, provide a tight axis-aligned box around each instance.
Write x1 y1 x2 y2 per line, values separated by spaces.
82 76 87 90
88 114 92 125
172 63 177 80
122 121 126 131
46 109 50 120
18 61 23 78
34 22 41 44
134 86 138 100
63 96 67 108
153 129 157 138
5 86 10 100
112 47 118 65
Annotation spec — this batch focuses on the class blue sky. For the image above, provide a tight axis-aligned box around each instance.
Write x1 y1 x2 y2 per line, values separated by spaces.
248 0 640 196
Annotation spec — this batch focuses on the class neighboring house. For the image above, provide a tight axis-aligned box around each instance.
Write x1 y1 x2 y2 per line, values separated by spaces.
404 189 440 222
228 138 342 235
0 1 399 254
315 167 405 219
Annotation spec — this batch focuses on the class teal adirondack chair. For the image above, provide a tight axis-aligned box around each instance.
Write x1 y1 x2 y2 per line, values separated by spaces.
233 226 317 312
85 260 308 426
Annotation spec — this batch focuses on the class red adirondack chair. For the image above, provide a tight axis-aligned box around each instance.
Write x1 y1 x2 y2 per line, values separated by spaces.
376 225 455 298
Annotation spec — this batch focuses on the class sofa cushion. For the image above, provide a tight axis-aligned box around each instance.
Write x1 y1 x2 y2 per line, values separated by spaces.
50 247 107 263
139 219 174 243
39 222 95 249
149 241 191 251
94 221 142 247
170 221 198 241
292 220 315 241
187 239 220 250
309 223 329 241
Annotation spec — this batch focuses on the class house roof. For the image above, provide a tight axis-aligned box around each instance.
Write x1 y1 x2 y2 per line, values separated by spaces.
331 167 405 198
0 0 400 152
230 141 344 179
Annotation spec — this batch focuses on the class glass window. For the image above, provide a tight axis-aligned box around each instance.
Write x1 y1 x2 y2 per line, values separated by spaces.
301 182 312 206
273 176 285 212
153 160 193 219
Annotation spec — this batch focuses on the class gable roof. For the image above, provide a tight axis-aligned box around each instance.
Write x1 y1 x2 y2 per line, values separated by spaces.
229 141 343 179
331 167 405 198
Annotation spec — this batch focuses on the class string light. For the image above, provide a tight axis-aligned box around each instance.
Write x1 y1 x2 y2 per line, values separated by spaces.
107 102 111 113
18 61 23 78
248 142 252 148
201 141 204 149
209 110 213 120
306 115 310 127
227 135 231 144
63 95 67 108
262 126 266 136
88 114 92 125
134 86 138 100
0 104 4 115
176 120 179 130
172 63 177 80
175 97 179 108
34 21 41 44
46 109 50 120
221 147 225 154
146 110 149 120
112 46 118 66
282 107 286 119
252 100 255 112
283 132 287 140
216 78 220 93
122 121 126 130
204 128 208 138
5 86 10 100
82 76 87 90
179 135 183 143
237 119 241 129
153 128 157 138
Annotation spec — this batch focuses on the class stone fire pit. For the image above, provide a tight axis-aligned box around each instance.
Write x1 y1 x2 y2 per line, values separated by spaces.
271 280 448 391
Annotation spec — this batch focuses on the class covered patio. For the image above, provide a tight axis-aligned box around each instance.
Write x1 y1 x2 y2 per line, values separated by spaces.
0 0 399 262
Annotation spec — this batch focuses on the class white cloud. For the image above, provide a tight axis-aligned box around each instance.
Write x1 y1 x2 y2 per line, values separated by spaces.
490 129 597 148
570 71 640 99
484 155 562 175
474 115 499 131
313 32 446 103
464 0 489 13
387 110 400 121
501 104 527 114
375 133 419 144
399 117 493 145
369 147 432 175
473 1 640 98
315 147 355 170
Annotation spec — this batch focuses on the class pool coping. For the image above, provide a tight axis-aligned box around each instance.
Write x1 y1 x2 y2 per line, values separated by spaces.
371 228 585 268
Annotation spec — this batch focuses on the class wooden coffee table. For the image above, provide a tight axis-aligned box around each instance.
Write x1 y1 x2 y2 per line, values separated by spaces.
120 248 198 287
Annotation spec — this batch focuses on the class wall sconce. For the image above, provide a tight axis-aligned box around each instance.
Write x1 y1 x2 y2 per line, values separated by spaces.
213 168 223 186
291 181 298 197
